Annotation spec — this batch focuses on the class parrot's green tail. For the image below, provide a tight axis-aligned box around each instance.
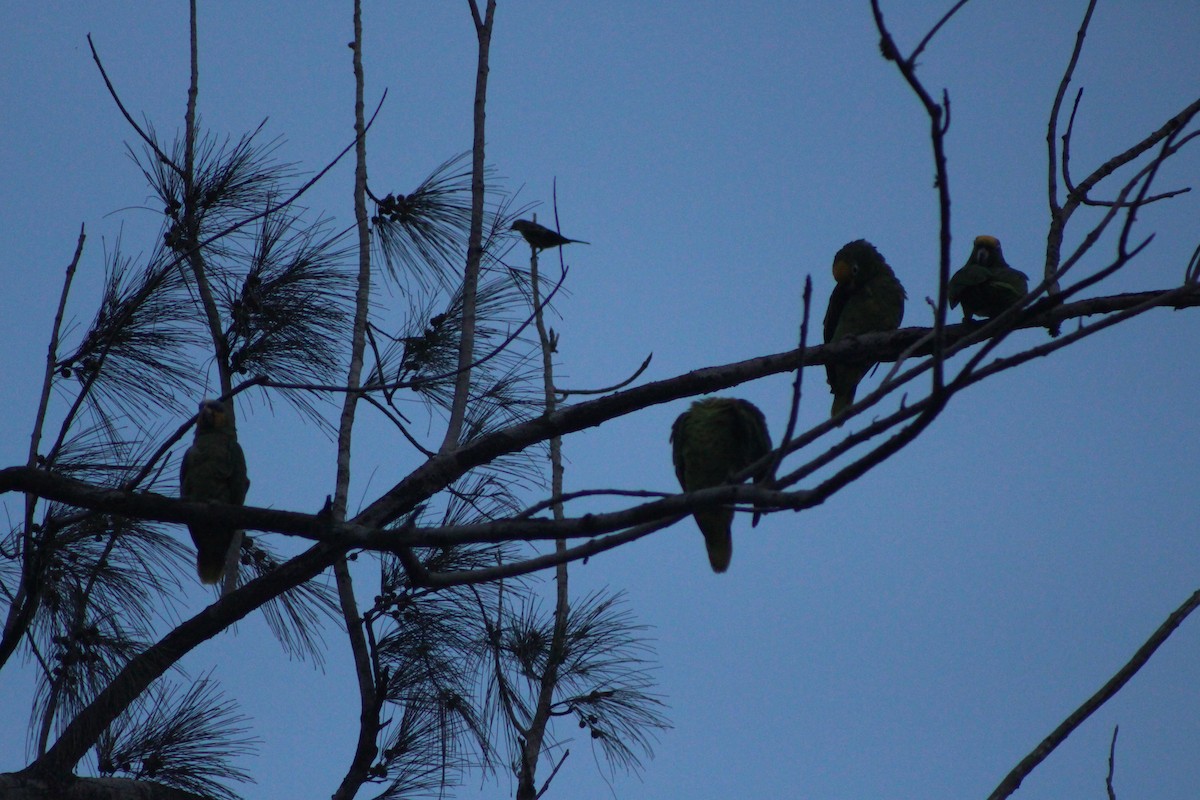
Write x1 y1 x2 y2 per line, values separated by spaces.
695 509 733 573
191 525 235 584
831 391 854 421
196 545 227 584
828 361 867 422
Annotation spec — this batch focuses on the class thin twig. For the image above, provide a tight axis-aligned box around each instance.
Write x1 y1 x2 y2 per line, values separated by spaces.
513 488 671 521
534 749 570 800
87 36 182 177
907 0 972 66
417 518 676 588
771 275 812 478
1106 726 1119 800
361 395 436 457
1185 243 1200 284
555 353 652 397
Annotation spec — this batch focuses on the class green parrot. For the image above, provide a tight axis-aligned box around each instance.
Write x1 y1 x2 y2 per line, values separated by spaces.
948 235 1029 321
823 239 906 419
180 399 250 584
670 397 772 573
510 219 590 250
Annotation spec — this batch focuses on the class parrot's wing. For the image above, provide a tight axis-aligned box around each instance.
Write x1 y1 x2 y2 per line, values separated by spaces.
823 282 855 392
948 264 989 307
731 400 772 475
869 270 906 329
230 439 250 504
733 400 773 526
823 282 852 344
893 274 906 326
179 447 191 494
670 411 689 488
999 267 1030 295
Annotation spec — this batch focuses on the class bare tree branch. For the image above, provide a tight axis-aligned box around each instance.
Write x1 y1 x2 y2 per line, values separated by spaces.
987 590 1200 800
329 2 380 796
441 0 497 452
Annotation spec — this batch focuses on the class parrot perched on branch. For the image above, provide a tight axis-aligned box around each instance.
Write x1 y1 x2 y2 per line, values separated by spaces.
823 239 906 419
180 399 250 584
948 235 1029 321
510 219 590 251
670 397 772 573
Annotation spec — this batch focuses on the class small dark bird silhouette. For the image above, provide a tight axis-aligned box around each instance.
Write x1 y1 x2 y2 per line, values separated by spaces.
511 219 589 251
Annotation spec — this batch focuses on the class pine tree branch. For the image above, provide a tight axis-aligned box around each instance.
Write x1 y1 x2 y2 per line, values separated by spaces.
24 541 344 778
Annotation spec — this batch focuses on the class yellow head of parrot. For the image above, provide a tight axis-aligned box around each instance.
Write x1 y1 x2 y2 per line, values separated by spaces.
197 399 228 432
974 235 1000 248
832 259 854 284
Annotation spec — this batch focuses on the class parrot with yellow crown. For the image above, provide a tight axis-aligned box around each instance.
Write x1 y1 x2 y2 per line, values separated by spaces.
948 235 1029 321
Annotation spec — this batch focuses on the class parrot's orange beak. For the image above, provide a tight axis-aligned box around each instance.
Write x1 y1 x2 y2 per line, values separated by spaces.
832 259 854 284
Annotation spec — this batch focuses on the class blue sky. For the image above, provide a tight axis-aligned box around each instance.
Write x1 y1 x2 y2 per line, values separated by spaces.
2 2 1200 799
